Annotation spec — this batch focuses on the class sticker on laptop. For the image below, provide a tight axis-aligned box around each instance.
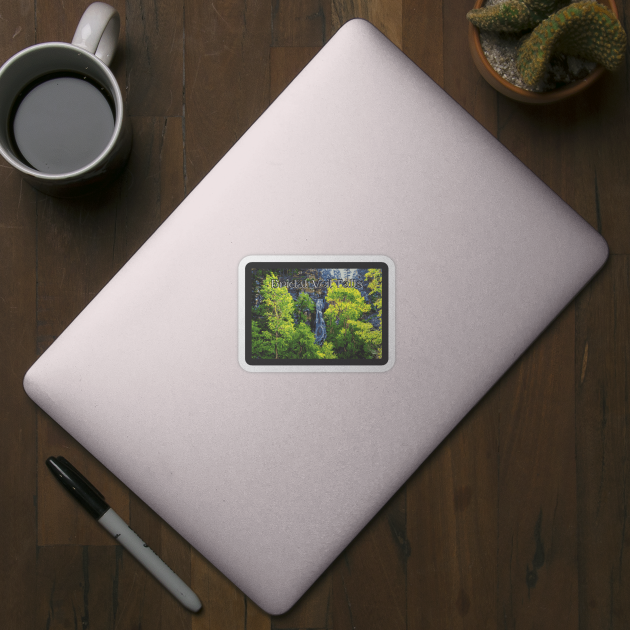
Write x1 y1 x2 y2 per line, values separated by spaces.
238 256 394 372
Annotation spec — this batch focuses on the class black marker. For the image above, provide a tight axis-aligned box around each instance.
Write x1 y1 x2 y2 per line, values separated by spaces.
46 456 202 612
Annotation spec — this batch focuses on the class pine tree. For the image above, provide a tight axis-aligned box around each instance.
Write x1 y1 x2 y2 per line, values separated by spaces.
295 292 315 326
254 272 295 359
289 322 324 359
324 282 372 359
315 341 337 359
251 321 275 359
361 268 383 359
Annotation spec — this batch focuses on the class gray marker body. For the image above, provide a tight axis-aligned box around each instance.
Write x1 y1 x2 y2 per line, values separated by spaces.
99 508 202 612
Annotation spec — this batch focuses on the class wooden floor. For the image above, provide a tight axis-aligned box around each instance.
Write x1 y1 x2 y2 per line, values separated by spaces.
1 0 629 628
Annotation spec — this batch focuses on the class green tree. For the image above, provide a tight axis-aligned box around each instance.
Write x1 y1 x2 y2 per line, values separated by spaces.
253 272 295 359
251 321 275 359
361 268 383 359
295 292 315 325
324 282 372 359
315 340 337 359
289 322 316 358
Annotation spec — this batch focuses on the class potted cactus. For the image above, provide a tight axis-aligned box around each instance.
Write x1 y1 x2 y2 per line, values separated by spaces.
467 0 627 102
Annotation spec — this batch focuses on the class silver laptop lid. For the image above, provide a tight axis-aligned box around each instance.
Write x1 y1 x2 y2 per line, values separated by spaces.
24 19 607 614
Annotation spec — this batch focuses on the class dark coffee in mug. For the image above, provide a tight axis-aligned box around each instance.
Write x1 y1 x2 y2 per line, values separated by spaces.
0 3 130 196
9 72 115 174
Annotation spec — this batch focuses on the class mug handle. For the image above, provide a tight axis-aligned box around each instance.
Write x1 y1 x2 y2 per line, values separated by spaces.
71 2 120 67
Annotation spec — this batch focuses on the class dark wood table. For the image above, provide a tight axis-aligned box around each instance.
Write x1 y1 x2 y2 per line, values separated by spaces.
2 0 628 628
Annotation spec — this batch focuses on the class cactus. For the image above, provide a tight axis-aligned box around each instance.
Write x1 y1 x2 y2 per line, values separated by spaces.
516 1 627 85
467 0 568 33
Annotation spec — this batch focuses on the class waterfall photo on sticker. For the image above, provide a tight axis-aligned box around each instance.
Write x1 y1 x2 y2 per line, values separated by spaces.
250 267 383 360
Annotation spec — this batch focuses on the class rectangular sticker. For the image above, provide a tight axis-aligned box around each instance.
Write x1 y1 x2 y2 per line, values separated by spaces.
238 256 394 372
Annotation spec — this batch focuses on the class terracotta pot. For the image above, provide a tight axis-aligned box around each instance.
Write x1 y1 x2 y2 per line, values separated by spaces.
468 0 619 103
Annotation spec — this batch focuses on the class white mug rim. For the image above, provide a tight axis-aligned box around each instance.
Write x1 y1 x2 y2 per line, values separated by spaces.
0 41 124 181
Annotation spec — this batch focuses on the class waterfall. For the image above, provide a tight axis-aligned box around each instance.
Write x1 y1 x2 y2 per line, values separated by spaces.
314 299 326 344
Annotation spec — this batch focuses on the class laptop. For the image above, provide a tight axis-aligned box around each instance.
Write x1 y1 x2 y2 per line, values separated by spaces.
23 19 608 614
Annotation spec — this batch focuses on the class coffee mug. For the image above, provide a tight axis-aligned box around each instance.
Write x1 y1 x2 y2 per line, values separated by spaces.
0 2 132 197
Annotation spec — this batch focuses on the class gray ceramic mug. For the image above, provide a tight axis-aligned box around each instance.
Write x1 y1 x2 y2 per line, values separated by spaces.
0 2 131 197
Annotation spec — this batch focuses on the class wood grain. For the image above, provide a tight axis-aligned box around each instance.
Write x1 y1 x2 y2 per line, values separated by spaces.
576 256 630 630
0 154 38 630
36 545 119 630
271 0 331 46
407 393 499 629
126 0 184 117
0 5 38 629
582 72 630 254
497 304 579 629
443 0 498 131
184 0 271 191
403 0 444 88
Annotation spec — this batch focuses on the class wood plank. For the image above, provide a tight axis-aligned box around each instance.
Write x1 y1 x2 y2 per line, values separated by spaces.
576 256 630 629
402 0 444 88
331 0 403 48
582 71 630 254
407 393 499 629
36 545 118 630
0 0 36 56
184 0 272 192
126 0 184 117
271 0 331 46
330 486 407 630
0 133 38 630
0 5 39 629
443 0 497 131
497 305 578 628
270 47 321 103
